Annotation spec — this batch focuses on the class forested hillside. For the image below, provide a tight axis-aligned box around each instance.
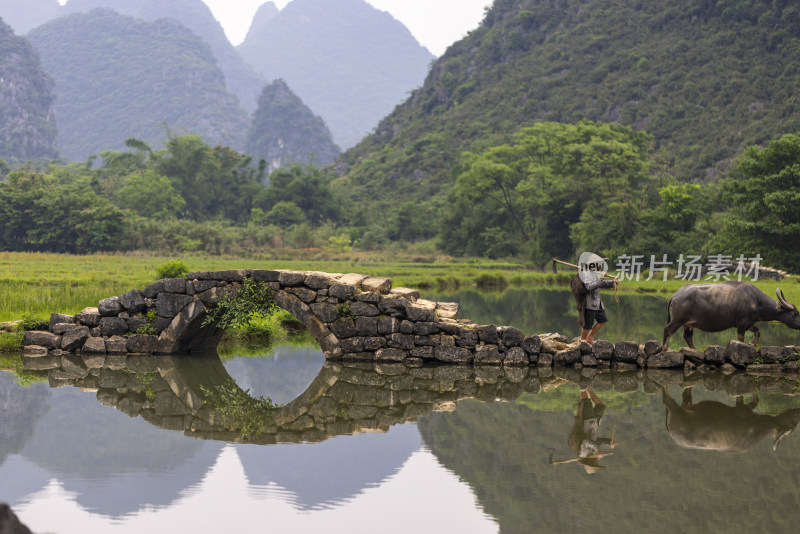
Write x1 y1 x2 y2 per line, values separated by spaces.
59 0 266 112
0 17 58 164
341 0 800 188
331 0 800 267
246 79 340 173
238 0 434 149
27 9 250 161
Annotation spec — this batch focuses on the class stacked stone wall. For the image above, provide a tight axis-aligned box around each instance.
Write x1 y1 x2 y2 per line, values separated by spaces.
20 269 800 375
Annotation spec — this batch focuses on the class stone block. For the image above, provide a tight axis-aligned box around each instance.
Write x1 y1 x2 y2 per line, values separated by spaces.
475 345 502 365
156 293 194 319
75 307 101 327
250 270 281 282
289 287 317 303
350 301 380 317
98 296 123 316
330 317 357 339
498 327 524 347
556 347 582 365
703 345 725 365
387 333 414 350
155 299 207 354
52 323 81 335
278 271 305 287
105 336 128 354
142 279 165 299
49 313 74 332
305 272 338 289
759 346 784 363
582 354 598 366
414 334 440 347
119 289 146 314
644 340 661 357
405 305 437 322
390 287 420 301
592 340 614 360
340 337 366 353
377 316 401 335
362 277 392 294
328 283 356 300
310 302 339 323
82 336 106 354
413 322 440 336
188 270 250 282
61 326 90 351
375 348 407 362
434 346 473 364
455 329 479 348
504 347 529 367
476 325 499 344
355 291 381 304
541 337 567 353
100 317 128 337
354 316 379 336
614 341 639 363
377 295 407 316
364 337 387 351
126 333 158 354
725 340 756 367
647 350 684 368
127 316 147 333
681 347 704 364
520 335 542 355
24 330 61 350
410 346 434 359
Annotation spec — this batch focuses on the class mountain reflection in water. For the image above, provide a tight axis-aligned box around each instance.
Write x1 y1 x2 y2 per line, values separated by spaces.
2 341 800 533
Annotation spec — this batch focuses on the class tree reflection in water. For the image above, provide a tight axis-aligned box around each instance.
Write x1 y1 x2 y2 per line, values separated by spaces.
12 350 800 533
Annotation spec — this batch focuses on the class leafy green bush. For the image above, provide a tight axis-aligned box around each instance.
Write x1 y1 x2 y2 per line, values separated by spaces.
19 313 48 331
156 259 189 279
202 278 276 330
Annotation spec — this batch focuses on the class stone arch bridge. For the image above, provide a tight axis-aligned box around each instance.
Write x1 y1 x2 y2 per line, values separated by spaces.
22 269 800 373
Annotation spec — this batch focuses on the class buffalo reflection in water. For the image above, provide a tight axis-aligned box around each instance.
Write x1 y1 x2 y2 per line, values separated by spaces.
662 386 800 453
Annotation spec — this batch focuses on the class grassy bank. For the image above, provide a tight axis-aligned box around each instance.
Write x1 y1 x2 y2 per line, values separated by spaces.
0 251 542 322
1 250 796 324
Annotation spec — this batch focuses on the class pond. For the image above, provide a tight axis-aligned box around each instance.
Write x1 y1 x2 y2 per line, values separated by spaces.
2 289 800 533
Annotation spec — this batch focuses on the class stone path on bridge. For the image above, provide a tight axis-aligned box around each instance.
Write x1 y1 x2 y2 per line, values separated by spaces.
21 269 800 374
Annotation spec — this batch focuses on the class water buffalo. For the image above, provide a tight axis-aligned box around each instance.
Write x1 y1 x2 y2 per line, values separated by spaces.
662 387 800 453
661 281 800 351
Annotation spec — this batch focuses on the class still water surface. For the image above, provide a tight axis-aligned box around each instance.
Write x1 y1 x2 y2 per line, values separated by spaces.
2 289 800 533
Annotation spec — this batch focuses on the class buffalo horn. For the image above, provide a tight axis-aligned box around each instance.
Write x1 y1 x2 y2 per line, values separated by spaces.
776 288 797 311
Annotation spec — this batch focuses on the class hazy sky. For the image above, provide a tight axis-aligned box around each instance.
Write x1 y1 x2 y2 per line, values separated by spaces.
200 0 493 56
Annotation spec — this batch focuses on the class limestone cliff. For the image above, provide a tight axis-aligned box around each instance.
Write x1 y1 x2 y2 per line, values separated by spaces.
246 79 340 173
0 17 58 164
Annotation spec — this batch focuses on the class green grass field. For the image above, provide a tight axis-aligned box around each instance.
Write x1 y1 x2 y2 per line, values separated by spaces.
1 251 797 324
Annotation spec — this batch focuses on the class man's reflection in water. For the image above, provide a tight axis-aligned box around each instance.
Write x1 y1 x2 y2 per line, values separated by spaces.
550 386 617 474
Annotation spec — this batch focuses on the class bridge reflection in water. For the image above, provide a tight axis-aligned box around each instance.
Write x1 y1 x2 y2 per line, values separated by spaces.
22 350 800 447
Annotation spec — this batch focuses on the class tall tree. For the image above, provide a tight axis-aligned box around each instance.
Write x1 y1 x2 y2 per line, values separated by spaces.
441 121 653 261
721 133 800 270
